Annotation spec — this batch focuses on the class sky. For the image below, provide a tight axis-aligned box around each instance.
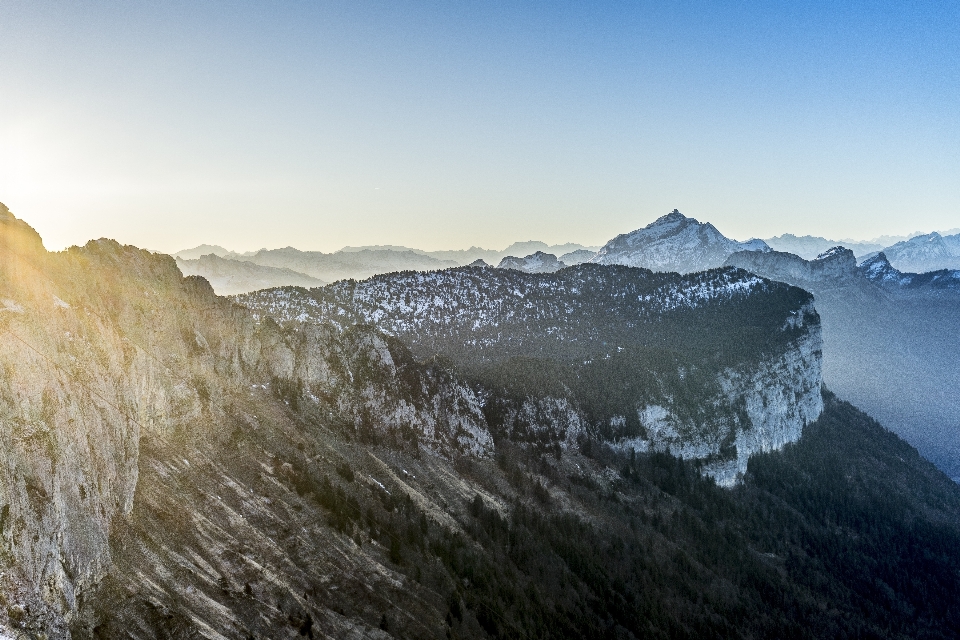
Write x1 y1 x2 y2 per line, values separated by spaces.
1 1 958 253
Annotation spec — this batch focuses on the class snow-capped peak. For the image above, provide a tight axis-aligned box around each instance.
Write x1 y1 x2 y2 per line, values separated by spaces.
590 210 771 274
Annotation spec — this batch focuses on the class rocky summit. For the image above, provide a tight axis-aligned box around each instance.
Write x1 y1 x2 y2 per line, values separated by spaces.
589 209 771 273
494 251 566 273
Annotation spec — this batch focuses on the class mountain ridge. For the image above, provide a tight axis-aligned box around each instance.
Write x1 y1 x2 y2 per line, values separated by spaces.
4 204 960 637
236 263 823 485
726 246 960 479
176 253 326 295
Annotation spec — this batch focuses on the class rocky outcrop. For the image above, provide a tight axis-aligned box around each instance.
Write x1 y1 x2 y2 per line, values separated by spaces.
496 251 565 273
259 320 493 457
725 246 858 287
724 242 960 482
859 253 960 292
605 302 823 486
240 263 825 488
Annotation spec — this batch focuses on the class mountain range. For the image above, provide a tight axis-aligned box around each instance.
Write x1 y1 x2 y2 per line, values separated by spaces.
176 253 326 296
762 234 886 259
173 210 960 483
335 240 600 265
761 228 960 262
861 231 960 272
5 200 960 637
172 242 602 294
726 247 960 480
172 212 960 296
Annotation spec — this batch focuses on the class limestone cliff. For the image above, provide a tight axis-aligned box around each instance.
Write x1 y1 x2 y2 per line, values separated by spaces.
0 206 493 635
0 203 827 637
240 264 825 488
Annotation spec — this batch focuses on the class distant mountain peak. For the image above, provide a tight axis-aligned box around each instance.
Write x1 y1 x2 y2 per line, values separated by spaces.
878 231 960 273
496 251 565 273
591 210 769 273
858 252 897 280
858 251 960 291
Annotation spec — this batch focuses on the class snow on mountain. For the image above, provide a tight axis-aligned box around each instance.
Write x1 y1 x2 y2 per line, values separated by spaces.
559 249 598 265
496 251 565 273
875 232 960 273
236 264 783 353
236 264 820 486
590 210 771 273
859 253 960 291
763 234 884 260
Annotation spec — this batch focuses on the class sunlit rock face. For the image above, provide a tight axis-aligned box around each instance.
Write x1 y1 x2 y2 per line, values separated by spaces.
0 206 494 633
0 212 254 630
589 209 771 274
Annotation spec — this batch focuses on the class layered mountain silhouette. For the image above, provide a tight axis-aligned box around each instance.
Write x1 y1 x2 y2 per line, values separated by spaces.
176 253 325 295
727 246 960 480
865 231 960 273
173 241 601 288
763 233 884 260
495 251 566 273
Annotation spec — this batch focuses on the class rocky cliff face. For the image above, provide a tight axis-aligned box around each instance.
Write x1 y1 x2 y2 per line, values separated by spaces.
0 206 494 635
240 264 824 487
726 246 858 287
8 204 960 639
589 301 823 486
724 243 960 482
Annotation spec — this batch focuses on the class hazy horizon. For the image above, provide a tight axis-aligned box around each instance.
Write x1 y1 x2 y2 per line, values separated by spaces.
2 2 957 253
3 197 957 256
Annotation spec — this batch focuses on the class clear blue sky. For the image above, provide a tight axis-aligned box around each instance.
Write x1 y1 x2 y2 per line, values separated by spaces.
1 1 958 252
